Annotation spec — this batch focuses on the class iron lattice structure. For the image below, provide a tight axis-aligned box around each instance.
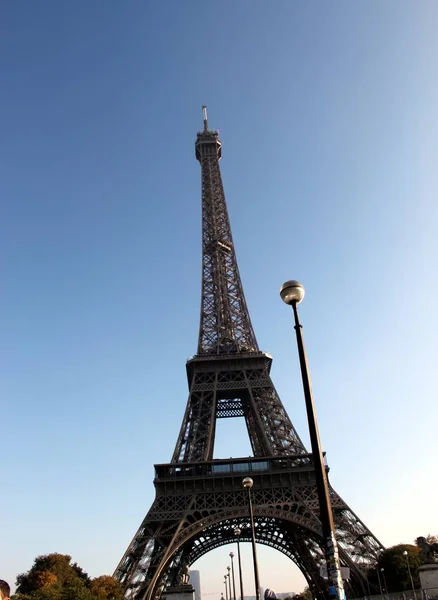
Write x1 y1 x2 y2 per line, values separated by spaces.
114 109 384 600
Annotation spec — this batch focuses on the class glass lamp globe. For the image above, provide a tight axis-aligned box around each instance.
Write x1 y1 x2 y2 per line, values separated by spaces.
280 280 305 305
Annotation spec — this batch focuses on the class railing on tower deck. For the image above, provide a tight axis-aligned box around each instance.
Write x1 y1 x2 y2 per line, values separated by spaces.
154 454 317 480
197 129 219 137
187 351 272 362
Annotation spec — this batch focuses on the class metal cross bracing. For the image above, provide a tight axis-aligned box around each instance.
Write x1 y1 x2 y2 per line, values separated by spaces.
196 111 258 357
171 354 306 463
114 109 384 600
115 458 382 600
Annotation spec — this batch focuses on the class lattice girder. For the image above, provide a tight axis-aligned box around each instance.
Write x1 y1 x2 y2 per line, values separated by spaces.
196 126 258 356
114 462 381 600
183 517 327 594
172 354 305 463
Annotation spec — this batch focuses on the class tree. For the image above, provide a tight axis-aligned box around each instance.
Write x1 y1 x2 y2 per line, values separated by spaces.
292 586 313 600
14 554 89 600
90 576 123 600
301 587 312 600
12 554 122 600
368 544 423 593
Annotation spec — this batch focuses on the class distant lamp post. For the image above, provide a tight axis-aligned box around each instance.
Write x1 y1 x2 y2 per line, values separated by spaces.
380 568 389 599
224 576 229 600
280 280 345 600
376 566 384 600
242 477 261 600
403 551 417 600
230 552 237 600
227 567 232 600
234 528 245 600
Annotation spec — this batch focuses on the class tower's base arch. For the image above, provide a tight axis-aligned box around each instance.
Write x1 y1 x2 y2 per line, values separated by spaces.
115 459 381 600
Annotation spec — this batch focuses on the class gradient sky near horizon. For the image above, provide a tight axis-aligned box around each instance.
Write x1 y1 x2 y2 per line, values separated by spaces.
1 1 438 596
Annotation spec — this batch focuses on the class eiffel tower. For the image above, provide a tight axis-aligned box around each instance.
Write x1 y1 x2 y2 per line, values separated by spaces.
114 108 384 600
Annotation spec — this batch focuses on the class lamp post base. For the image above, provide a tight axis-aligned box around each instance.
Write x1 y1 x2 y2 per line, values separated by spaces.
326 532 346 600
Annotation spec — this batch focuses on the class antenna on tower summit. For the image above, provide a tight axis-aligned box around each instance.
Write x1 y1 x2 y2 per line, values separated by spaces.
202 105 208 131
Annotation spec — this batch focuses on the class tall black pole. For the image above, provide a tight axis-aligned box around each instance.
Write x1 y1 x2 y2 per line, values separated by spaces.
243 478 261 600
404 552 417 600
225 577 229 600
230 553 237 600
380 568 389 600
227 570 232 600
234 529 245 600
376 565 383 600
280 281 345 600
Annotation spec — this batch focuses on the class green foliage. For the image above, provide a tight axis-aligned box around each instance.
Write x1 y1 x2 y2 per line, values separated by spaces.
15 554 90 598
90 576 123 600
12 554 122 600
301 587 312 600
292 587 312 600
367 544 423 593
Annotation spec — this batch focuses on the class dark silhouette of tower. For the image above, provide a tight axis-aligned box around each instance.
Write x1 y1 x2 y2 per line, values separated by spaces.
114 108 383 600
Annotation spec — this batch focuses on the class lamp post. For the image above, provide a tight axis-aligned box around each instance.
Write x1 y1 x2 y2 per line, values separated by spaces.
224 576 229 600
234 528 245 600
227 567 232 600
230 552 237 600
380 568 388 600
403 550 417 600
280 280 345 600
242 477 261 600
376 565 384 600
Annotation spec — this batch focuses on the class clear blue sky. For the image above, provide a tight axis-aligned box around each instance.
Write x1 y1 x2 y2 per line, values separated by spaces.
1 1 437 596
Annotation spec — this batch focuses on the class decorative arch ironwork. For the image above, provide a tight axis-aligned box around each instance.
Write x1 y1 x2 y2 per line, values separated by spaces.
137 508 368 600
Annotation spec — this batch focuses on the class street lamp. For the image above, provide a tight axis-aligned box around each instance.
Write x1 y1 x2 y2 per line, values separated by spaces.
380 568 388 600
230 552 237 600
234 528 245 600
376 566 384 600
224 576 229 600
280 280 345 600
403 551 417 600
242 477 261 600
227 567 232 600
